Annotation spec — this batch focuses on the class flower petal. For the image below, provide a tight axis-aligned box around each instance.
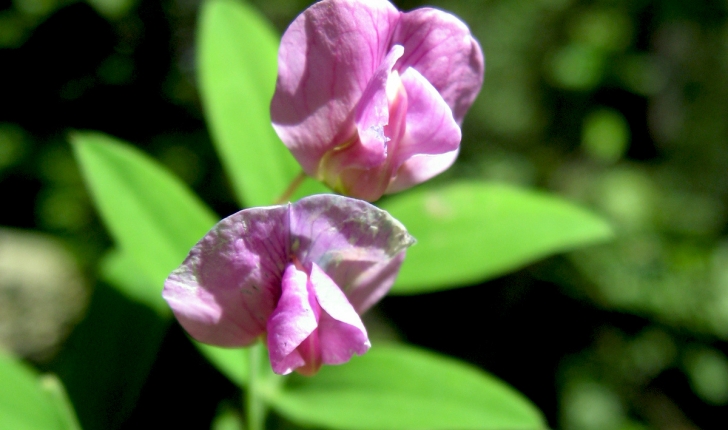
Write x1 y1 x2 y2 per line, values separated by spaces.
162 206 288 347
316 46 406 201
351 44 405 168
289 194 415 312
343 251 407 313
386 150 460 194
392 66 461 171
266 264 319 375
270 0 400 175
309 263 370 365
393 7 484 124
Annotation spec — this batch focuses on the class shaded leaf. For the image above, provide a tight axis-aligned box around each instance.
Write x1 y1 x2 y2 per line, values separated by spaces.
50 283 169 430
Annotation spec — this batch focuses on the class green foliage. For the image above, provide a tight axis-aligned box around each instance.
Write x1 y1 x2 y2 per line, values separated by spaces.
43 0 725 428
197 0 326 208
382 181 614 294
72 133 252 390
267 343 545 430
69 132 228 428
71 131 217 287
0 351 80 430
100 249 170 315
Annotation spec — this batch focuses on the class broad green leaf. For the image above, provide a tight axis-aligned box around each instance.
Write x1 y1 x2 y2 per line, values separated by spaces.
198 0 327 207
381 181 614 293
69 132 223 425
266 343 545 430
0 351 78 430
100 249 171 316
71 131 217 287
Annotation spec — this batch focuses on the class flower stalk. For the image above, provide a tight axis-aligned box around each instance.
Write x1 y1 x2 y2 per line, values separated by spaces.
273 171 306 205
247 340 266 430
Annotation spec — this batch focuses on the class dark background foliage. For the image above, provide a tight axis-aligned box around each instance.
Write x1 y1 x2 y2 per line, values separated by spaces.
1 0 728 428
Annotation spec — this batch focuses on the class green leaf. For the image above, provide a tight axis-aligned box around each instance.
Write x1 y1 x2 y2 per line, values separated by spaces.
71 131 217 288
39 375 83 430
381 181 614 293
266 343 545 430
100 249 171 316
0 351 78 430
198 0 327 207
69 132 226 424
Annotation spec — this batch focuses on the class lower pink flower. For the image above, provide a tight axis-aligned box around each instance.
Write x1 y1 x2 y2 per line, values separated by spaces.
162 195 414 375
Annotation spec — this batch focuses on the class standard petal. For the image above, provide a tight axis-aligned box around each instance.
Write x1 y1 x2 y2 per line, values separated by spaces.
266 264 319 375
270 0 400 175
309 263 370 364
289 195 415 311
316 47 406 201
162 206 288 347
392 66 461 171
352 44 405 168
318 47 409 201
343 251 407 313
386 149 459 194
393 7 484 124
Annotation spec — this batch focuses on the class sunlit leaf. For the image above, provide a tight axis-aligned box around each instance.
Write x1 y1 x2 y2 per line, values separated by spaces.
71 131 217 287
198 0 327 207
100 249 171 316
381 181 614 293
266 343 545 430
0 351 79 430
69 132 226 426
39 375 82 430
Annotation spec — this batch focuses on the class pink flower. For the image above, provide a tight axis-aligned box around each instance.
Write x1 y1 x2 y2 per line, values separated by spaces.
162 195 414 375
271 0 484 201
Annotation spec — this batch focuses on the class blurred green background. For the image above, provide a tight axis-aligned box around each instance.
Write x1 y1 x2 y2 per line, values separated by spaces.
1 0 727 428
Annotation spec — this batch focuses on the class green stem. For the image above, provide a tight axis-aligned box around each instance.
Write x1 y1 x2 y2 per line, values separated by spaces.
274 171 307 204
246 175 305 429
247 341 265 430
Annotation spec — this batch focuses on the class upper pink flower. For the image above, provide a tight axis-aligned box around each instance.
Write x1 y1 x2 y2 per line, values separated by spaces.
162 195 414 375
271 0 484 201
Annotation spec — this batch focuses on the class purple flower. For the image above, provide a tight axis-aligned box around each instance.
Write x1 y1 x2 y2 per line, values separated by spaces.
271 0 484 202
162 195 414 375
